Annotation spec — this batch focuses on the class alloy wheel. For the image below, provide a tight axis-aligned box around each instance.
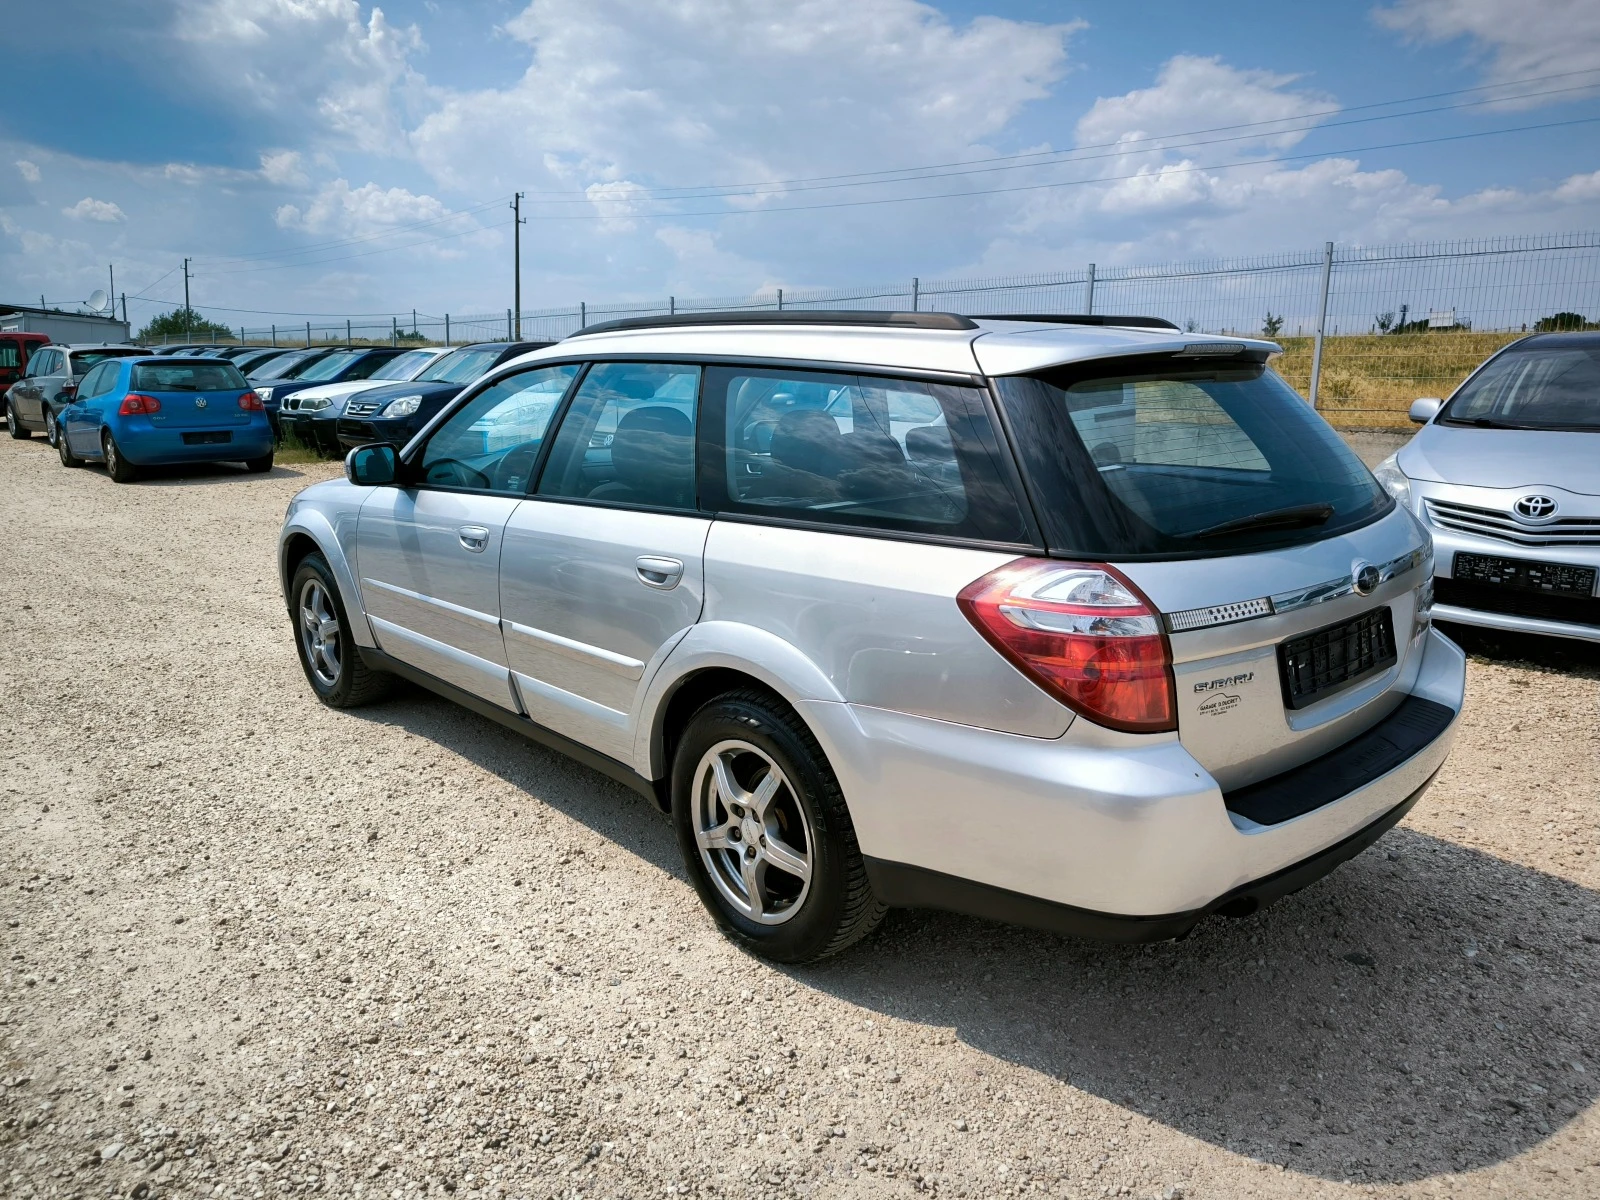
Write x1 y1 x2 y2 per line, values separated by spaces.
692 740 814 925
298 578 342 688
44 410 56 446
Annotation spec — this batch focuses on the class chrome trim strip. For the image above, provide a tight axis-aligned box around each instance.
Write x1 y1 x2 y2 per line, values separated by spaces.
502 619 646 680
1166 596 1272 633
1163 546 1428 634
360 576 501 627
1270 573 1355 615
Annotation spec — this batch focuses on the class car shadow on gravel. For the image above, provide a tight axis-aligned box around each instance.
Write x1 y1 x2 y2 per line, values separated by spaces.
1439 621 1600 678
346 691 1597 1187
111 461 313 484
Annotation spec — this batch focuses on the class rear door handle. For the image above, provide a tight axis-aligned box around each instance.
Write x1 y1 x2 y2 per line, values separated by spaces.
636 555 684 590
458 525 491 553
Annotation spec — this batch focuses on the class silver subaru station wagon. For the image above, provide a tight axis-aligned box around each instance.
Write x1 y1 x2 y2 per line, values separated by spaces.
279 311 1466 962
1374 331 1600 644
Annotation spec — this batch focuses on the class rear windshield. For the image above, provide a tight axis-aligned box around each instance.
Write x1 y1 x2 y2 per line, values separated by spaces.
70 349 147 375
419 348 501 384
993 356 1390 558
1442 340 1600 431
133 361 248 392
370 349 438 381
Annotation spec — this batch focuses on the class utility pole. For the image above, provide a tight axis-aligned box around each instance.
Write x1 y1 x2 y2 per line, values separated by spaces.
120 293 127 324
108 264 115 312
510 192 526 339
182 258 192 341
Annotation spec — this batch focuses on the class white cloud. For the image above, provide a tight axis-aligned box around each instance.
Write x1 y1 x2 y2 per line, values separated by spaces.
62 197 126 223
1077 56 1334 156
1374 0 1600 99
15 160 40 183
274 177 450 234
259 150 309 187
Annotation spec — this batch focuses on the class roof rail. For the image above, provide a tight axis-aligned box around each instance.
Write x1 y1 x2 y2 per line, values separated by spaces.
572 309 979 336
975 313 1181 331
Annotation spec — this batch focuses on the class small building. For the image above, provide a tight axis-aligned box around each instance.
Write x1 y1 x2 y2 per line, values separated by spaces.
1427 308 1458 330
0 303 131 345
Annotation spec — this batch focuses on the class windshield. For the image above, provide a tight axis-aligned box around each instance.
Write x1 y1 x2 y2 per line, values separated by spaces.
993 356 1391 558
133 361 248 392
71 349 147 376
248 351 312 380
419 348 501 384
1443 339 1600 431
370 349 438 381
293 350 366 382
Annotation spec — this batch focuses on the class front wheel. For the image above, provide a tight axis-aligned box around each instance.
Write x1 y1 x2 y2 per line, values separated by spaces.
671 689 886 963
102 431 137 483
5 403 29 440
58 426 81 468
290 552 393 707
244 451 274 473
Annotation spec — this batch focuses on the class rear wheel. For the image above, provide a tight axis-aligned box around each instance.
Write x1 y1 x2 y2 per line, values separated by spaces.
671 689 886 963
43 409 59 447
5 402 29 439
244 451 274 473
102 431 137 483
58 426 80 468
290 552 393 707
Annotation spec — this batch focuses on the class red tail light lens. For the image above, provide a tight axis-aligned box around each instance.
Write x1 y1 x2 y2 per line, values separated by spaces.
238 390 264 411
958 558 1176 733
118 392 162 415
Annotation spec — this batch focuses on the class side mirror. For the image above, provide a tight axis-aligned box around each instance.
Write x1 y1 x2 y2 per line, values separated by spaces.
346 442 399 486
1409 397 1443 424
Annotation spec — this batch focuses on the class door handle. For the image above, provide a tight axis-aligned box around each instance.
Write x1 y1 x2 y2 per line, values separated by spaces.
635 555 684 590
457 525 491 553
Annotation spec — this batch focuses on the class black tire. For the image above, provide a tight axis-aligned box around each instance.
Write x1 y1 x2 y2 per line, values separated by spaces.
671 689 886 963
6 402 30 440
289 552 393 708
43 409 59 447
58 426 81 468
245 451 274 473
102 431 137 483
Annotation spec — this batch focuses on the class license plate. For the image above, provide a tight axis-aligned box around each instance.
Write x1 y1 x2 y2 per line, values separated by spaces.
181 431 232 445
1453 552 1596 597
1278 607 1398 711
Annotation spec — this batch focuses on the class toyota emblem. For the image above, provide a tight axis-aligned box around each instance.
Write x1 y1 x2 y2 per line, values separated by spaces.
195 396 208 409
1513 494 1557 521
1352 562 1380 596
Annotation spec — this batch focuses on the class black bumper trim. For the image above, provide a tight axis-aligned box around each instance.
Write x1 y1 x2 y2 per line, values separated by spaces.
863 768 1438 944
1224 695 1455 827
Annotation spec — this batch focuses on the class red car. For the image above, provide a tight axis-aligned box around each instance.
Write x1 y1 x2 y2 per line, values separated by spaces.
0 332 49 399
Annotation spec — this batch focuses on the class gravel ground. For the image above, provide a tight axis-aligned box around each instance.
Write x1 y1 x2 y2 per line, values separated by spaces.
2 435 1597 1200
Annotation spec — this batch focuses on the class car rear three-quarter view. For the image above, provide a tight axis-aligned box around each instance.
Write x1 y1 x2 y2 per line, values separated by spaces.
277 312 1466 962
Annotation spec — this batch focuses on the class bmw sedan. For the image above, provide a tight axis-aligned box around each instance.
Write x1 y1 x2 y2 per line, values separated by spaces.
1374 331 1600 643
280 346 451 453
335 341 552 452
249 347 407 433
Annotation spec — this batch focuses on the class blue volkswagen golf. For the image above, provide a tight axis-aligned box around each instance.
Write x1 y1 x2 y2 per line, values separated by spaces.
57 356 275 482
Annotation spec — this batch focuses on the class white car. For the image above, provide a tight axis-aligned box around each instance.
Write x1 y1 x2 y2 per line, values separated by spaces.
1376 331 1600 643
278 346 451 452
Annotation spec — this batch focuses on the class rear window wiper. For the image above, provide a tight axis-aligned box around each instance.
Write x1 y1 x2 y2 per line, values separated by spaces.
1190 502 1334 540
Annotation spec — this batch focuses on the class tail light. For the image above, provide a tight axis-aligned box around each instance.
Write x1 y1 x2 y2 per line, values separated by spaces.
958 558 1176 733
118 392 162 415
238 391 265 411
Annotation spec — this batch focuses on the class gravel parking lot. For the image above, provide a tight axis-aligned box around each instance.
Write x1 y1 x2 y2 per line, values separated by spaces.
2 436 1597 1200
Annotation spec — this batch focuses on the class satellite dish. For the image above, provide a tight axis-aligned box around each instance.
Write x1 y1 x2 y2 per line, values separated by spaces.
87 289 110 313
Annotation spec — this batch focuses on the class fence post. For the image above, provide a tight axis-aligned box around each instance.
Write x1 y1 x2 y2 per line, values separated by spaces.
391 317 397 347
911 277 919 312
445 314 450 346
1085 264 1096 315
580 302 586 329
1309 240 1334 409
670 296 676 316
507 309 513 340
271 324 276 347
776 288 783 311
239 326 245 344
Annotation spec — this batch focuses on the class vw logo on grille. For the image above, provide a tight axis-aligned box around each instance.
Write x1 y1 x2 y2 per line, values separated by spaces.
1352 562 1380 596
195 396 208 409
1513 494 1557 522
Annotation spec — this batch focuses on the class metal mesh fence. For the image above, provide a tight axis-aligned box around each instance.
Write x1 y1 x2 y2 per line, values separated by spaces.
151 231 1600 430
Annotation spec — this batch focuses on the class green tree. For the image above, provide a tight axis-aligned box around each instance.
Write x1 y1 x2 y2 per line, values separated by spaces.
1534 311 1590 332
137 306 234 342
1261 312 1284 337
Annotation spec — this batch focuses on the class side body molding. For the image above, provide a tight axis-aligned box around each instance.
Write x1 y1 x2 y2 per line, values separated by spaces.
633 620 847 779
280 503 377 647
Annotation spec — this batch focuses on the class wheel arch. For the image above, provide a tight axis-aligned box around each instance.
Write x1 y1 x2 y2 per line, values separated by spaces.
279 511 376 648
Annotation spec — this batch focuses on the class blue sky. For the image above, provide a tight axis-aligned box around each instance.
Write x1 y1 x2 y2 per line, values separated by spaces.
3 0 1597 333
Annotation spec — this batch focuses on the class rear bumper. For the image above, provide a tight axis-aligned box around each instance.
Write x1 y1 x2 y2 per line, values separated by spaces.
119 426 275 464
802 624 1466 934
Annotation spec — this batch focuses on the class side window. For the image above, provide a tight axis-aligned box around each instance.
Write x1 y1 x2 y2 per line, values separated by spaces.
0 345 18 370
78 362 113 399
344 353 391 382
417 364 579 494
29 351 54 377
536 362 701 510
704 365 1029 542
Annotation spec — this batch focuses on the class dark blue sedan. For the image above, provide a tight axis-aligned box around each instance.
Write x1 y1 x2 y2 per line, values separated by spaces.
249 347 407 432
334 341 552 452
57 356 274 482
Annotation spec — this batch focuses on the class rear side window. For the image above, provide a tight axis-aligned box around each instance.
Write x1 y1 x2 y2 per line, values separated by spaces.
79 361 117 398
537 363 700 510
993 355 1390 559
702 365 1030 543
0 345 18 369
132 362 248 392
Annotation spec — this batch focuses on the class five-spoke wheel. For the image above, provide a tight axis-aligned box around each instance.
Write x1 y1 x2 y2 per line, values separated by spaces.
298 577 342 689
692 740 814 926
